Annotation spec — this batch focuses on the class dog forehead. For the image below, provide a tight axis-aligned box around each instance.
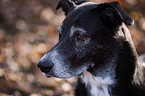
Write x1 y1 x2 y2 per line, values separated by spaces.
61 2 99 33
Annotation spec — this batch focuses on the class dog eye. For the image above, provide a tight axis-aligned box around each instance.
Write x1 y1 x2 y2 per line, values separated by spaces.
77 33 86 38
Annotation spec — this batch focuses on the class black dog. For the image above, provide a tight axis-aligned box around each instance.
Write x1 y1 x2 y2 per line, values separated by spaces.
38 0 145 96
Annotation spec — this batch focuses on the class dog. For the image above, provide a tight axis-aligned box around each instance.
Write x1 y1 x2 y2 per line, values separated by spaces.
38 0 145 96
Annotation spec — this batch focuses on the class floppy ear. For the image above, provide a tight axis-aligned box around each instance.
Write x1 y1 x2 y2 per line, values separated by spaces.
56 0 76 16
98 1 134 29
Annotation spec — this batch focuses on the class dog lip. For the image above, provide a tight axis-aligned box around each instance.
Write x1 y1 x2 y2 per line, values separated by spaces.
46 76 51 78
43 73 52 78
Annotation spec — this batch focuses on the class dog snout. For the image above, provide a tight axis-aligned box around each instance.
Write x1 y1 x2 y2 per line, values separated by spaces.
38 60 53 73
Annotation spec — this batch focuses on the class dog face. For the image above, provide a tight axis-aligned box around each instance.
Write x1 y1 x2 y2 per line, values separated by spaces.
38 1 134 78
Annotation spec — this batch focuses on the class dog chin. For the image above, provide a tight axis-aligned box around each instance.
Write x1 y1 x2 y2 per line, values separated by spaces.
43 71 86 79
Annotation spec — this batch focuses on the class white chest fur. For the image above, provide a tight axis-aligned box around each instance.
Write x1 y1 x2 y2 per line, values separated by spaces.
81 72 116 96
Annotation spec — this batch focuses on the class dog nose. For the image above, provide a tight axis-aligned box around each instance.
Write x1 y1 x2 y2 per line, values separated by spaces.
38 60 53 73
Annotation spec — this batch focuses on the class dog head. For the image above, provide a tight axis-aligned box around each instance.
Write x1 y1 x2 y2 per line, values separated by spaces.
38 0 134 78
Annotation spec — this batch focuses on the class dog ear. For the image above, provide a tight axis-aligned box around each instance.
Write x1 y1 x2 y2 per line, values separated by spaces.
56 0 76 16
98 1 134 29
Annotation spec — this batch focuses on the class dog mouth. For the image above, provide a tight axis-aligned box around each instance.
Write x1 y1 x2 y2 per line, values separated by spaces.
43 71 86 79
43 73 52 78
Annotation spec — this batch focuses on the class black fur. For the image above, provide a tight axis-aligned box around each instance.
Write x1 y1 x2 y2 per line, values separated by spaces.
38 1 145 96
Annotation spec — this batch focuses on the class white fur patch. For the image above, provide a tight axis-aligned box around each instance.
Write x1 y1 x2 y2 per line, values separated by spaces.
70 26 87 37
81 72 116 96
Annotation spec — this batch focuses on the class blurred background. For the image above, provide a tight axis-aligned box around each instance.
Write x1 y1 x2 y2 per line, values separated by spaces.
0 0 145 96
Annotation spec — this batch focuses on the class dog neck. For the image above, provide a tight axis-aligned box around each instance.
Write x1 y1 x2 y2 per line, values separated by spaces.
80 43 140 96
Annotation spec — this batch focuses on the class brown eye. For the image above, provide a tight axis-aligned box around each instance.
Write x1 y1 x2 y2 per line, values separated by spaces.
78 33 86 38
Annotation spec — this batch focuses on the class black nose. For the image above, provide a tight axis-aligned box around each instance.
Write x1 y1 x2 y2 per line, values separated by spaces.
38 60 53 73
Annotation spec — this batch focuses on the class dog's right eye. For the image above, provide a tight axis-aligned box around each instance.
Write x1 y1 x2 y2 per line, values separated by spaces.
77 33 86 38
77 33 86 39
